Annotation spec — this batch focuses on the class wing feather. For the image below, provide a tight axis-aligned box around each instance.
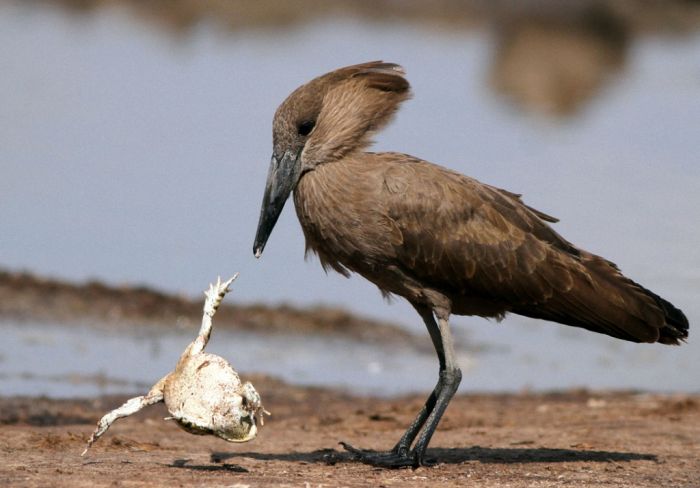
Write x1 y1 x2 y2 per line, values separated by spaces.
381 155 566 305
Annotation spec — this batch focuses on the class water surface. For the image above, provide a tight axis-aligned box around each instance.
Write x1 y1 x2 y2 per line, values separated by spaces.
1 4 698 396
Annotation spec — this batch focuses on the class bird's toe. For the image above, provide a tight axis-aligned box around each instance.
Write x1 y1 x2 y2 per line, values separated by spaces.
339 442 423 469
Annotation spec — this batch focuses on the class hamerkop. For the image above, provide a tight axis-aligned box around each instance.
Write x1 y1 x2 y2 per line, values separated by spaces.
253 61 689 468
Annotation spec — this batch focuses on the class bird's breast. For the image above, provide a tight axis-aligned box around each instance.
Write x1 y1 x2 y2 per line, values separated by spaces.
294 164 360 256
292 161 401 276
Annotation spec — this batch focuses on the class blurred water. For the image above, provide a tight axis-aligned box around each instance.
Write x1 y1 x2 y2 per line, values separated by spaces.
0 320 439 398
1 4 698 396
1 317 696 398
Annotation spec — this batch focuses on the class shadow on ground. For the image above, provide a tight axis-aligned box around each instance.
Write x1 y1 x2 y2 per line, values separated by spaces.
168 458 249 472
211 445 657 466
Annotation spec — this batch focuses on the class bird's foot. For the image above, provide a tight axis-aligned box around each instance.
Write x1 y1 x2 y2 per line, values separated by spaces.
340 442 428 469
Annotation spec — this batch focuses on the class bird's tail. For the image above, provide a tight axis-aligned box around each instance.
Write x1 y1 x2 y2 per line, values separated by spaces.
514 253 689 345
629 280 688 345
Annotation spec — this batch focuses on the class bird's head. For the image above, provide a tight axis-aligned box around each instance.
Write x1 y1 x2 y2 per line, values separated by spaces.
253 61 411 257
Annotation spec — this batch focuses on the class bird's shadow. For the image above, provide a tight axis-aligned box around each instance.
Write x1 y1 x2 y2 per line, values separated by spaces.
210 445 657 466
167 458 249 472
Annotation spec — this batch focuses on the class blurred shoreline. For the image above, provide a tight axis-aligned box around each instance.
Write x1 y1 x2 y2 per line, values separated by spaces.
0 267 424 348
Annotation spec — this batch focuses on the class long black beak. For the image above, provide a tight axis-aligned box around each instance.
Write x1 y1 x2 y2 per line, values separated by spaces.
253 151 301 258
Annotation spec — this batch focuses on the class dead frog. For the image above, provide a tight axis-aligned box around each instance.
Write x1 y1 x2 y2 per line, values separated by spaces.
82 274 269 455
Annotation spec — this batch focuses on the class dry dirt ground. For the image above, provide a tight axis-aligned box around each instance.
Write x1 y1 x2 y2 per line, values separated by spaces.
1 377 698 488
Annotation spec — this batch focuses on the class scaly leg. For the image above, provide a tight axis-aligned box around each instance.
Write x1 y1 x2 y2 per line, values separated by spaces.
342 306 462 468
389 304 446 454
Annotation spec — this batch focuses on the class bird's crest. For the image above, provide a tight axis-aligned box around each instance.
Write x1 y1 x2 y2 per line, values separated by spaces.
274 61 411 167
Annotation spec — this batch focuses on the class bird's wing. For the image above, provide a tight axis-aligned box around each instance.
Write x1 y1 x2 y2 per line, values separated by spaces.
381 155 581 305
379 154 688 344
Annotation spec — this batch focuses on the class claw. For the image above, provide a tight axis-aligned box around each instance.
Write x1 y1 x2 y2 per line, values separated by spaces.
340 442 422 469
203 274 239 317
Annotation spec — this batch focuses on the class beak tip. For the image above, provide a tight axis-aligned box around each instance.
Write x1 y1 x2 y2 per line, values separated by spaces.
254 247 263 259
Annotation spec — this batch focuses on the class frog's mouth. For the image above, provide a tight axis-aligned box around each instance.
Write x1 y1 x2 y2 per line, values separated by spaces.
174 417 216 437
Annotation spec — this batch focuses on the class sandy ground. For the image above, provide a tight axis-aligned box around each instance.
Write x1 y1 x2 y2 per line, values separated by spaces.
1 376 698 487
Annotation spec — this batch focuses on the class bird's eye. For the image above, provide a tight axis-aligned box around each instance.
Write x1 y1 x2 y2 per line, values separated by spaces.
297 120 315 136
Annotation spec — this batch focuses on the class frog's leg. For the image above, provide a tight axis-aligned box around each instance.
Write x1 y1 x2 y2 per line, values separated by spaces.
82 375 168 455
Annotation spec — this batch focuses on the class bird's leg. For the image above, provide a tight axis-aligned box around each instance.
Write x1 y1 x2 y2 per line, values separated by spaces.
342 306 461 468
390 304 445 455
408 312 461 464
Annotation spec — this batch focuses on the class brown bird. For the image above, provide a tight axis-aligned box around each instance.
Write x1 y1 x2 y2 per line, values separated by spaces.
253 61 688 468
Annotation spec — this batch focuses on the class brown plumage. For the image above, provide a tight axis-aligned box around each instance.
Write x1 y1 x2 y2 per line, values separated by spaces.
253 61 688 467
